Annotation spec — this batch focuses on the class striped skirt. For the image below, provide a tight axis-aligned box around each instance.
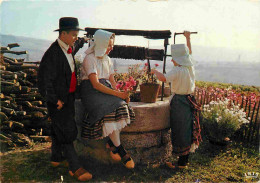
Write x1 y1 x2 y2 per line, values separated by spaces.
81 104 135 140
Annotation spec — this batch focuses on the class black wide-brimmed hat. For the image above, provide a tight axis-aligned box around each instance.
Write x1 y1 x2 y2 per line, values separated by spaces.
54 17 84 31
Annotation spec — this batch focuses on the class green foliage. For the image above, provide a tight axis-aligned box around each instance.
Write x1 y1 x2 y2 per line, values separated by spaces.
201 99 249 141
196 80 260 93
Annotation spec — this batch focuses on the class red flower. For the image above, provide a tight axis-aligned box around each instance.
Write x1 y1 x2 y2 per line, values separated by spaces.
145 63 148 66
155 63 159 67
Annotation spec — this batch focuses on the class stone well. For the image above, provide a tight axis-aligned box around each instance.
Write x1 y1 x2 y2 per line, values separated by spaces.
74 97 172 165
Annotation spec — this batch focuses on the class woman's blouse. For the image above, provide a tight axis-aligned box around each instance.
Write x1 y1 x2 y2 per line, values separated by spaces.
81 52 114 80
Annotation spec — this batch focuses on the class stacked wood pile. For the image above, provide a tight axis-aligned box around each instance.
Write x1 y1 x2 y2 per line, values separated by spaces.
1 43 51 152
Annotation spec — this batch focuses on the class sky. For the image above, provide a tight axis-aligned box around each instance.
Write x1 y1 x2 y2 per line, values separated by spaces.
1 0 260 62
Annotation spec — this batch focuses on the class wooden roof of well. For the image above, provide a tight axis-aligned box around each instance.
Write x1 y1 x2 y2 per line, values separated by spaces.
85 27 171 39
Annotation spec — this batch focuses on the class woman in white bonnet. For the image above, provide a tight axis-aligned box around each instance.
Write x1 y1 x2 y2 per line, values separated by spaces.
80 29 135 169
151 31 202 169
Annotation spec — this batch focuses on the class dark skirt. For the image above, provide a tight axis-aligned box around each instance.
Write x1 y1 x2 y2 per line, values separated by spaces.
170 94 193 156
80 79 126 126
80 79 135 140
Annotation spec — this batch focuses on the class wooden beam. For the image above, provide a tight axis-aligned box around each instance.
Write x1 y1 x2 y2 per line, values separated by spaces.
85 27 171 39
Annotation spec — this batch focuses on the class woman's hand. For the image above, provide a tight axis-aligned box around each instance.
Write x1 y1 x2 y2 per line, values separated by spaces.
125 97 130 104
118 91 129 100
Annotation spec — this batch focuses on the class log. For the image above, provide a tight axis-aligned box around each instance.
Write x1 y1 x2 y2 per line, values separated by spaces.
17 93 42 100
16 58 25 62
7 43 20 48
31 101 43 106
16 101 33 108
0 70 13 75
6 65 38 72
2 96 14 101
17 79 33 87
30 88 39 93
0 133 12 141
1 107 15 116
0 50 28 55
22 86 31 93
10 103 20 111
5 79 17 84
1 85 22 94
12 115 32 121
3 56 18 62
4 58 23 66
1 73 18 80
1 81 20 87
27 111 44 119
30 135 51 142
10 132 32 146
0 65 6 70
0 112 8 124
16 71 27 79
30 106 48 113
3 121 24 129
20 120 31 126
0 47 10 51
14 97 36 102
1 100 11 108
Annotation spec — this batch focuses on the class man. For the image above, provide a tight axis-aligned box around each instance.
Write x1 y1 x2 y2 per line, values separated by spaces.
37 17 92 181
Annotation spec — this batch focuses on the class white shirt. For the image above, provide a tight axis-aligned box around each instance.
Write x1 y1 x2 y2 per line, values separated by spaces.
57 38 75 72
165 65 195 95
81 51 114 80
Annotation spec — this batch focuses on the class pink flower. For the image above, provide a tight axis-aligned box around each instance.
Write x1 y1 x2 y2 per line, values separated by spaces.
116 84 121 90
125 81 131 87
114 69 118 72
145 63 148 66
130 79 136 86
123 85 129 91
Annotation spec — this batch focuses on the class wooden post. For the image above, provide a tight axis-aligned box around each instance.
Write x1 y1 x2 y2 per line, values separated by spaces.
161 38 168 101
253 101 260 145
247 100 257 142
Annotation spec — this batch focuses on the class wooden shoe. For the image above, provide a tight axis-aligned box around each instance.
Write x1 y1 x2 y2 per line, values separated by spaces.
51 160 69 167
69 167 92 182
166 162 188 169
106 140 121 162
122 153 135 169
117 144 135 169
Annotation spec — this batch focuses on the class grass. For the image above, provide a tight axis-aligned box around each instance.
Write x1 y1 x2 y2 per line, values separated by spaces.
0 140 259 182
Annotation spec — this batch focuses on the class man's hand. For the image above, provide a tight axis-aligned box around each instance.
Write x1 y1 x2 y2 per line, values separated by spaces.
57 100 64 110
